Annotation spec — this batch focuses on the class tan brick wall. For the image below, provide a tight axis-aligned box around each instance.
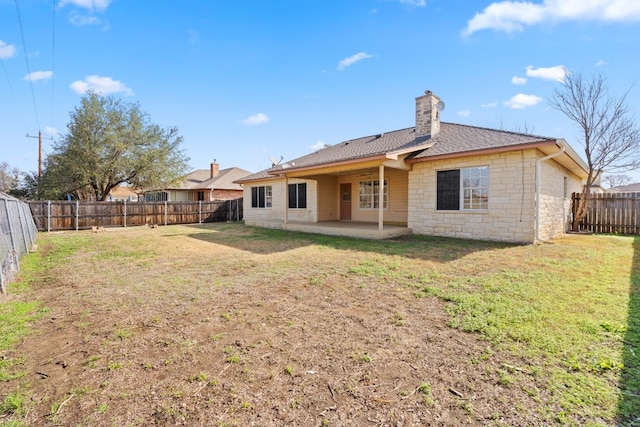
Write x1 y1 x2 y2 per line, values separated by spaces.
243 178 317 223
537 157 582 240
243 179 285 222
408 150 538 243
408 149 583 243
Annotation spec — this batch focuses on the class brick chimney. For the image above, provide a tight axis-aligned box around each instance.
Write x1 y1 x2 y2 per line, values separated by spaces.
415 90 442 138
210 161 219 178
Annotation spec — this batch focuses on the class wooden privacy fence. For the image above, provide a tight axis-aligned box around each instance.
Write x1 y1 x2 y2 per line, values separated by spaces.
28 198 243 232
572 192 640 235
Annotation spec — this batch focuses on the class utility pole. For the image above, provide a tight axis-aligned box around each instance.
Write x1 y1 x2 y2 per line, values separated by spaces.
26 131 53 182
26 131 43 181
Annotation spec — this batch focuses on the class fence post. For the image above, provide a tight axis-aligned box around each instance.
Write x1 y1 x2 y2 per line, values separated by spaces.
76 200 80 231
123 199 127 227
164 201 168 226
4 200 17 265
47 200 51 232
199 200 202 224
17 200 29 252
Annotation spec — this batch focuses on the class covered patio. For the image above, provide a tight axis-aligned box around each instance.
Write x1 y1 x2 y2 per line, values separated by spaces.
244 219 412 240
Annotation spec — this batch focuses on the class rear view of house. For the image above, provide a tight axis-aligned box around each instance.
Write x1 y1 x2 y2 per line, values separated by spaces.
236 90 588 243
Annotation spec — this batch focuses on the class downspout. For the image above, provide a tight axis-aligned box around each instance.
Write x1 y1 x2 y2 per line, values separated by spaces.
535 141 565 242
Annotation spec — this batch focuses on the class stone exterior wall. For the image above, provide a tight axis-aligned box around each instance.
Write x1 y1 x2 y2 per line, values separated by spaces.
408 149 583 243
415 91 441 138
409 150 537 243
537 158 582 240
242 178 317 223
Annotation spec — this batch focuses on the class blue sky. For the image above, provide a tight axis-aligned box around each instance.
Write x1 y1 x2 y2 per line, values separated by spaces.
1 0 640 182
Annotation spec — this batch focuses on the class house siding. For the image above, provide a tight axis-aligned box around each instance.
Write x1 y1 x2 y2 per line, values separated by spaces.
408 149 583 243
537 156 582 240
243 178 317 223
337 169 409 224
287 179 317 222
408 150 538 243
318 176 338 221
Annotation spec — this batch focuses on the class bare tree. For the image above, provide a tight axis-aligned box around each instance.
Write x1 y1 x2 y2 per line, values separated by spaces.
550 72 640 231
603 174 632 190
0 162 20 193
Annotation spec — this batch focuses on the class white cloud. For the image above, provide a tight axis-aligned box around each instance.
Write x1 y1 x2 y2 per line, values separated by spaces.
337 52 374 71
0 40 16 59
70 75 133 95
526 65 567 81
464 0 640 35
59 0 111 11
504 93 543 109
23 70 53 81
481 101 498 108
457 110 471 117
511 76 527 85
310 141 329 151
240 113 269 126
398 0 426 6
69 12 102 26
44 126 58 137
595 59 607 66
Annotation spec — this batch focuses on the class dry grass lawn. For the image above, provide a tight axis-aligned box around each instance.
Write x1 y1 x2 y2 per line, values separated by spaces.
0 223 637 426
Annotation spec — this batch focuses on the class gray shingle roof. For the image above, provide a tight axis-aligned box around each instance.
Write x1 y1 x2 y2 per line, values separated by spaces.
169 167 252 191
409 123 553 160
237 122 556 182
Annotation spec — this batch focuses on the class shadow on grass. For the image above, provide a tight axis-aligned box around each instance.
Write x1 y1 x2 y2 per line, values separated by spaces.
618 235 640 425
183 222 518 262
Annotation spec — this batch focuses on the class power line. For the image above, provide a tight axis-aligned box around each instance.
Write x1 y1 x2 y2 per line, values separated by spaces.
14 0 41 131
51 0 56 132
0 58 29 134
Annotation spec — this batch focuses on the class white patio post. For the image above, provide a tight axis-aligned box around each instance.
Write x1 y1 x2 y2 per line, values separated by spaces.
378 164 384 231
284 175 289 225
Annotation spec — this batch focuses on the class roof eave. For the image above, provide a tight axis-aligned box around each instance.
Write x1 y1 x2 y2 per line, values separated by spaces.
406 139 557 163
386 142 435 160
268 153 389 176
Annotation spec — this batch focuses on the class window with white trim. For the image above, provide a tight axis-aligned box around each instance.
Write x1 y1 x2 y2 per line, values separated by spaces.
437 166 489 210
288 183 307 209
251 185 272 208
358 179 387 209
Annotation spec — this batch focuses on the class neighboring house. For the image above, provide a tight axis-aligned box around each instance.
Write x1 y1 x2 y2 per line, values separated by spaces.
108 185 139 202
145 162 252 202
236 90 589 243
609 183 640 193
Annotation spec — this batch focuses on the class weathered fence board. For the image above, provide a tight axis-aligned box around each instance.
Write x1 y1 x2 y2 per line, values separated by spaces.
28 198 243 232
572 192 640 235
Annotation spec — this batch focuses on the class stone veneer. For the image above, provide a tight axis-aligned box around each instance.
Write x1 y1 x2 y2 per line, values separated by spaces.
415 91 441 138
408 148 582 243
243 178 317 223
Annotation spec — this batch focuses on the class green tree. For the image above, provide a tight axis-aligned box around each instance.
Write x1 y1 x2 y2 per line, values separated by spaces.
550 72 640 231
42 92 190 201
